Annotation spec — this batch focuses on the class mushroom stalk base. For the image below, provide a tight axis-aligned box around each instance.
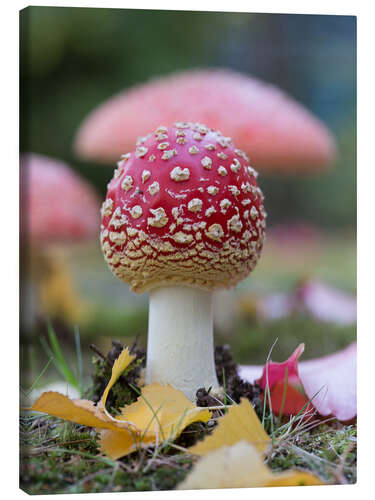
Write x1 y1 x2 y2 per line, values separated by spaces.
145 286 219 401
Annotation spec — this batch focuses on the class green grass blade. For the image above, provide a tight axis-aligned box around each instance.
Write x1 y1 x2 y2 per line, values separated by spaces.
128 383 166 442
222 368 228 410
23 357 54 396
262 338 278 430
48 447 116 467
275 366 289 431
46 322 79 390
74 325 83 395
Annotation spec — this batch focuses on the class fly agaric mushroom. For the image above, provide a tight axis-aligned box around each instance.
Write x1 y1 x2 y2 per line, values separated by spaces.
100 122 266 400
20 153 100 327
75 69 336 173
23 153 100 243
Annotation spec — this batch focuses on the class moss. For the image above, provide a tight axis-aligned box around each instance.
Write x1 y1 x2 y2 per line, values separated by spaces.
110 459 193 492
20 413 195 495
151 462 193 490
21 410 357 494
268 424 357 484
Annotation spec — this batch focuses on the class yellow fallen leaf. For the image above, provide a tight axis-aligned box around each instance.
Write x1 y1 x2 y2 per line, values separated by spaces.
120 384 211 440
99 347 136 410
99 428 155 460
28 348 211 460
98 384 212 459
189 398 270 456
30 392 136 433
178 441 324 490
28 348 139 434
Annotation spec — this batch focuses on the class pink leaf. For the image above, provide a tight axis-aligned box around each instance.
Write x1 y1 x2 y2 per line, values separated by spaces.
239 343 357 421
268 381 311 416
238 364 311 417
299 343 357 421
255 344 305 390
253 344 308 416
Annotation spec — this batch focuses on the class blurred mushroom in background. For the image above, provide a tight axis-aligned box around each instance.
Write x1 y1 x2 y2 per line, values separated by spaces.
20 153 101 333
74 68 336 173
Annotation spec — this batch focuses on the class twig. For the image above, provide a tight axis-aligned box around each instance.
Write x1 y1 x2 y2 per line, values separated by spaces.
89 344 107 362
168 443 190 453
59 438 93 446
130 334 141 354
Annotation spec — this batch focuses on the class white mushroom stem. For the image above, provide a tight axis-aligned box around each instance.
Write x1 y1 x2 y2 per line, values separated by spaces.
145 285 220 401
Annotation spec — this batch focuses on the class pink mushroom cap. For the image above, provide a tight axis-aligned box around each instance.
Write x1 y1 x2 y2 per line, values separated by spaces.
75 69 336 173
21 153 100 243
100 122 266 293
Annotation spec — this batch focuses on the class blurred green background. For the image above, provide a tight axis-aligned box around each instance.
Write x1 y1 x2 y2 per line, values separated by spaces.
20 7 356 228
19 7 356 388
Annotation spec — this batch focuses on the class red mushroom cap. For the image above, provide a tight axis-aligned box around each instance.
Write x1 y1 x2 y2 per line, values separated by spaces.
75 69 336 173
21 153 100 243
100 122 266 293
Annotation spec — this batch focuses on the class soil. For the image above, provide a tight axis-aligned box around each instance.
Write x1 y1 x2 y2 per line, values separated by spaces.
89 339 263 416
